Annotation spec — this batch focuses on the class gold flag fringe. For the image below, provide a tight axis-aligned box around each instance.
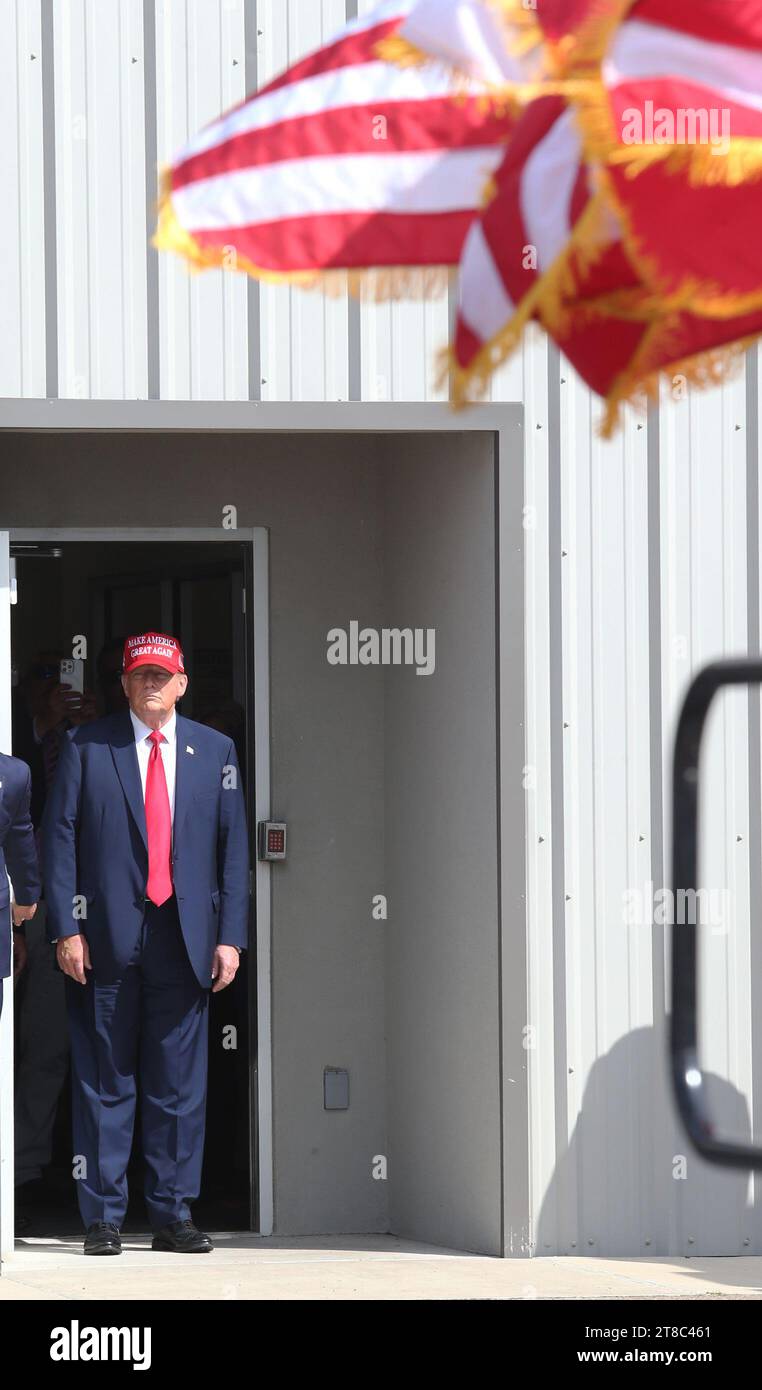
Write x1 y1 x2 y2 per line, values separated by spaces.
599 328 759 438
487 0 544 58
373 33 478 88
608 137 762 188
491 0 637 79
377 2 544 83
441 192 617 405
568 75 762 188
373 34 436 69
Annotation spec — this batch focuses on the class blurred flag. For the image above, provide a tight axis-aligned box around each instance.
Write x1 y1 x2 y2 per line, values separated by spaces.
377 0 544 81
154 0 519 296
588 0 762 321
448 79 762 433
154 0 762 428
449 95 637 401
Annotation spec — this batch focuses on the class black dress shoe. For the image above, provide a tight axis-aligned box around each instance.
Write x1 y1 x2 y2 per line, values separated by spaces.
151 1219 213 1253
84 1221 122 1255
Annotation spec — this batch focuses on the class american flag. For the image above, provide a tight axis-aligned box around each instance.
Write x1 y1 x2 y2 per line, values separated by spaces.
156 0 762 426
155 0 520 290
449 0 762 429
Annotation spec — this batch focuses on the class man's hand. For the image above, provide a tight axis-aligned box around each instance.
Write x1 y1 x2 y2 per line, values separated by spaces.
56 933 91 985
12 932 28 981
211 945 240 993
12 901 37 926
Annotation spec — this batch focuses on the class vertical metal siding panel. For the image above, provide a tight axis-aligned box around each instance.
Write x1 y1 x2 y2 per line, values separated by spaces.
88 0 124 396
726 367 756 1244
257 0 348 402
519 329 559 1254
422 294 450 402
493 333 555 1254
156 0 248 400
554 373 653 1256
290 0 347 401
119 0 149 398
355 0 450 403
622 410 657 1257
693 374 752 1253
0 0 45 396
357 0 393 403
590 407 651 1257
660 374 753 1254
53 0 147 398
257 0 292 400
155 0 189 399
753 342 762 1243
658 376 693 1254
488 334 526 403
54 0 91 397
218 0 250 400
387 290 451 401
391 302 429 400
557 367 593 1256
184 0 247 399
361 300 393 401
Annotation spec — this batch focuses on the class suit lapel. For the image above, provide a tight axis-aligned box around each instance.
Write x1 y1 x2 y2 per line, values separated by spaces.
109 710 148 853
172 714 201 848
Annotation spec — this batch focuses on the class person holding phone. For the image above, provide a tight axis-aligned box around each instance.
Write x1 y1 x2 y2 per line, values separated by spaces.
12 652 98 1224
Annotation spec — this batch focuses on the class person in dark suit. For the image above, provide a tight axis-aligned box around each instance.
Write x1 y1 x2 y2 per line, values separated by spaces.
0 753 41 1017
41 633 250 1256
12 652 98 1216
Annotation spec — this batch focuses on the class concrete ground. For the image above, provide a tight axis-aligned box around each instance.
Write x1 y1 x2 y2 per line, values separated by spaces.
1 1233 762 1299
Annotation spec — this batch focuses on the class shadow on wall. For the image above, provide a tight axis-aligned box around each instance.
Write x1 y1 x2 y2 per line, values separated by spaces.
534 1026 762 1258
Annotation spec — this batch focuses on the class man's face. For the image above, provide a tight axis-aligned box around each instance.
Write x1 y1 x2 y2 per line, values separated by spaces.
121 665 188 723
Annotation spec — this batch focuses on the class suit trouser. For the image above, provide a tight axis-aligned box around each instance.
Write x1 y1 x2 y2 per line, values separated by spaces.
14 906 70 1186
64 896 209 1230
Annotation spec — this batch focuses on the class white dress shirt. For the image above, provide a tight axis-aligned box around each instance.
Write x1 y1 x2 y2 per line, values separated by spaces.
129 707 177 825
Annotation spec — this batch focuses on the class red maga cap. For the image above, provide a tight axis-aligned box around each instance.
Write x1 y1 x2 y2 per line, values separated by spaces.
122 633 185 676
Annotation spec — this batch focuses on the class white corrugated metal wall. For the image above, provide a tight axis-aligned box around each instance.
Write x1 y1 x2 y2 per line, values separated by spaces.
3 0 761 1256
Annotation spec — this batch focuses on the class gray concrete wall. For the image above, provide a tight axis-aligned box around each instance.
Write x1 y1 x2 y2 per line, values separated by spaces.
382 437 501 1255
0 427 499 1247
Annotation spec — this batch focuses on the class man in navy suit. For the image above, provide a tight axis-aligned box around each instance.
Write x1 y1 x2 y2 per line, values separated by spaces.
42 633 249 1256
0 753 41 1017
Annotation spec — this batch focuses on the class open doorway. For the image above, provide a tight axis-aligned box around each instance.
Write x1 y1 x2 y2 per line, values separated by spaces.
10 539 257 1236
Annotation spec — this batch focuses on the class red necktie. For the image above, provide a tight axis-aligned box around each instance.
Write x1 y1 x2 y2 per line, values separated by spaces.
145 729 172 906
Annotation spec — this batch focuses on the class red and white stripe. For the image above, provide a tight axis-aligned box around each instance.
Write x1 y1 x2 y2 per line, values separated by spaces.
165 0 519 276
605 0 762 146
453 92 647 398
455 100 592 362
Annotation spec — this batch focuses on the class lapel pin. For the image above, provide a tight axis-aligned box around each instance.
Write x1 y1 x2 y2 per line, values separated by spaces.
186 746 194 754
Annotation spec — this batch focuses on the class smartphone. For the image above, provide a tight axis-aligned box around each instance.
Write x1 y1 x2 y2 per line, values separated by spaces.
60 657 85 694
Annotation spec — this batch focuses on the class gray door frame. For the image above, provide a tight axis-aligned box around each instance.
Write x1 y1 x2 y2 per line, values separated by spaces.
0 525 270 1257
0 399 527 1259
